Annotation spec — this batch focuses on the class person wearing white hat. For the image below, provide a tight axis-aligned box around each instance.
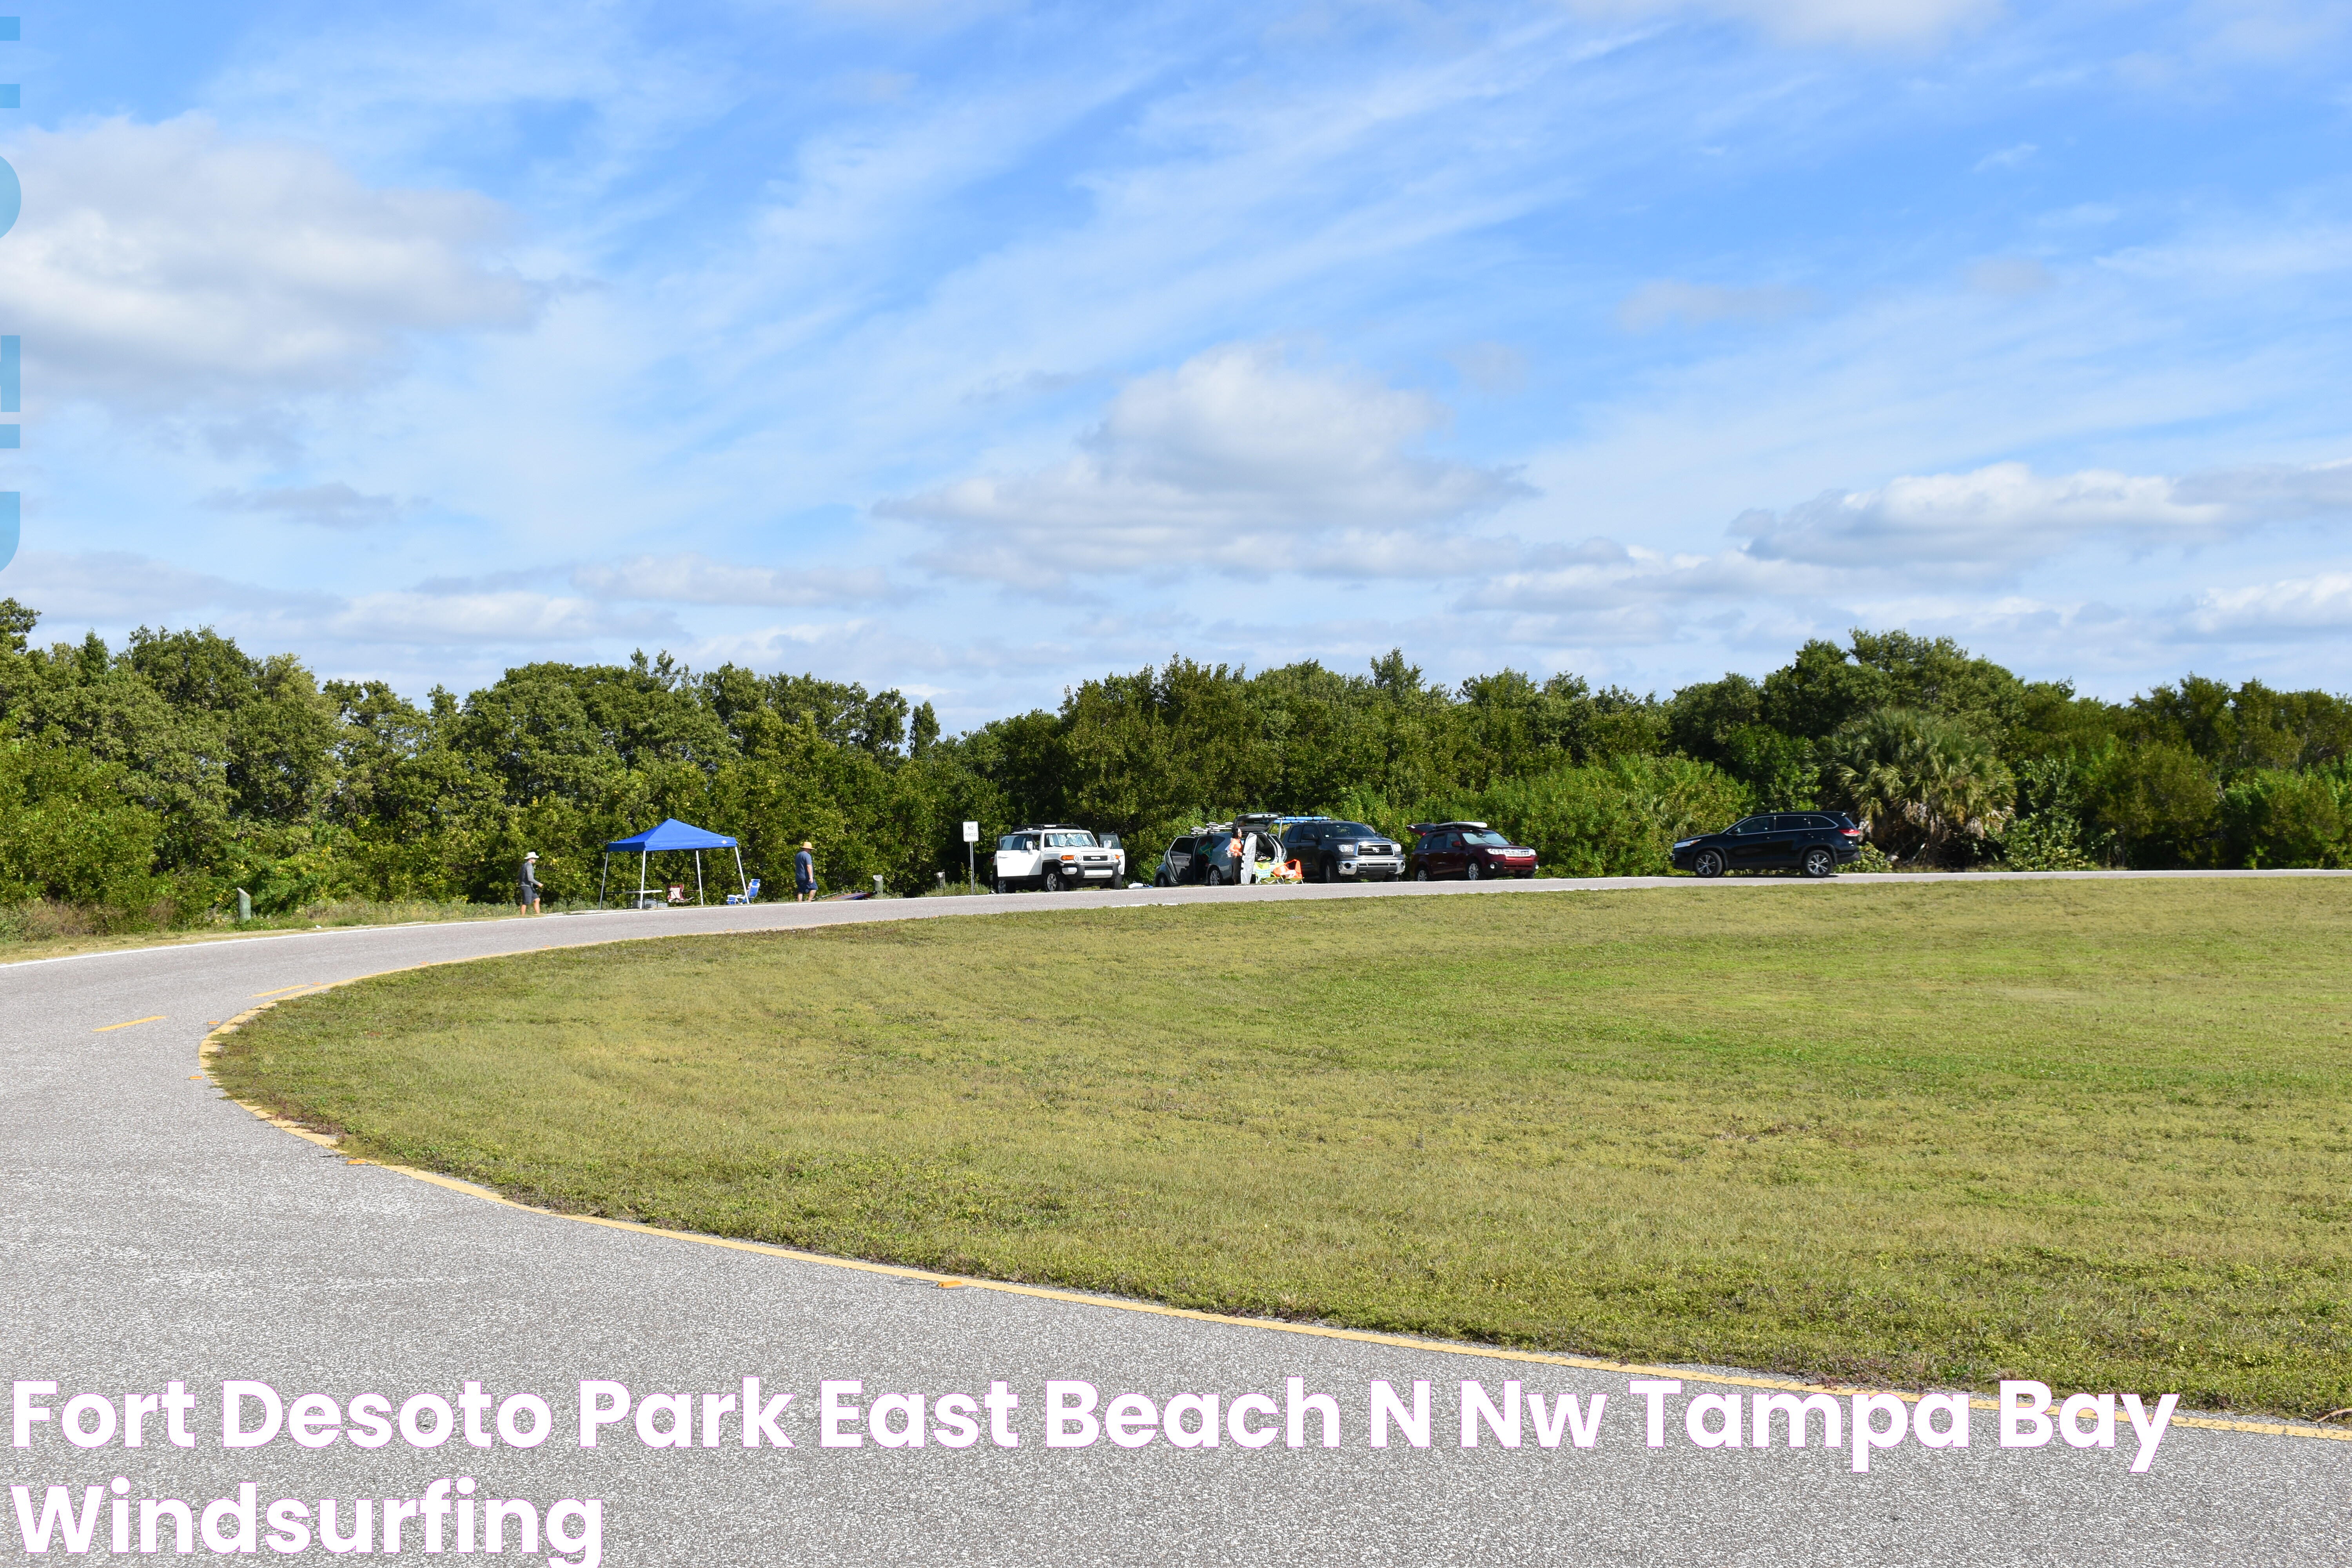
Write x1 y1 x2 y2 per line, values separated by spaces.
519 851 543 916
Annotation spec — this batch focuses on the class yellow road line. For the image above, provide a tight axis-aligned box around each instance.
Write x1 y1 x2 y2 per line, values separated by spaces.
196 947 2352 1450
249 982 328 998
93 1015 164 1033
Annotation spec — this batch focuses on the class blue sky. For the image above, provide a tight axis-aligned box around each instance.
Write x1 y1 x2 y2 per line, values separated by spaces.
0 0 2347 723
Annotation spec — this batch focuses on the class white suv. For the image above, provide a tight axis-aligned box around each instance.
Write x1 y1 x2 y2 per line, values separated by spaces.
993 825 1123 892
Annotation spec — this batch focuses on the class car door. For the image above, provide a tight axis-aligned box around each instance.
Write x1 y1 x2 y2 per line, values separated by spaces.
1428 831 1462 878
1288 824 1322 873
1768 815 1815 867
1724 817 1777 867
995 834 1032 883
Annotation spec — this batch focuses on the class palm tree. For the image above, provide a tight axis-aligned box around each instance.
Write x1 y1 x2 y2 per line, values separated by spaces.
1829 708 2013 864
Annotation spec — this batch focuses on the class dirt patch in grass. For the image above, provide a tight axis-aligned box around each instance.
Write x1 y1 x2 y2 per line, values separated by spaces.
212 880 2352 1416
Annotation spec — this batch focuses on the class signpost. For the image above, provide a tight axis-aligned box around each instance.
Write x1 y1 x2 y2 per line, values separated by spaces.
963 820 980 891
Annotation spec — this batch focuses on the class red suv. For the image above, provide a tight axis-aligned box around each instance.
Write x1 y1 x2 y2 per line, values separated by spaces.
1407 822 1538 880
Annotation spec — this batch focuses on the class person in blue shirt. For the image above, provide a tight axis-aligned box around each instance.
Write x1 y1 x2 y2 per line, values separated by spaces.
795 841 817 902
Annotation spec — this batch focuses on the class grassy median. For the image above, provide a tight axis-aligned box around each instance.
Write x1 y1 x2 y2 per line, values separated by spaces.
212 880 2352 1416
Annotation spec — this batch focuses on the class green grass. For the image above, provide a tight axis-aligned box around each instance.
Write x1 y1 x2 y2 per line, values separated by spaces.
212 881 2352 1416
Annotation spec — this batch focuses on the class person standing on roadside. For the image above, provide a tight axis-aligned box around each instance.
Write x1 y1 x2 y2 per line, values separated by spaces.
795 840 817 902
518 851 543 916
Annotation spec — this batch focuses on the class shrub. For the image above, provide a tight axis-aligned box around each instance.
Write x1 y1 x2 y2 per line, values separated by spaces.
1466 755 1748 877
0 733 171 911
2220 767 2352 869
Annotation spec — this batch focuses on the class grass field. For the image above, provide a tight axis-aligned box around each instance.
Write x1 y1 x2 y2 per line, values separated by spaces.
212 880 2352 1416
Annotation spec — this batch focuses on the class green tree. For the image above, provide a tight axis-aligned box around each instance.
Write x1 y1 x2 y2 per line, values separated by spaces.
0 731 169 911
2083 742 2219 868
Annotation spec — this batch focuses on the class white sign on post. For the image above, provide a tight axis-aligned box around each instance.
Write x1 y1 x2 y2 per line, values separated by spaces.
962 820 979 843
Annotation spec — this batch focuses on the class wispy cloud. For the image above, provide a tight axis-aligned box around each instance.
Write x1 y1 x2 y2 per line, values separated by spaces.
1617 280 1815 332
1731 460 2352 578
206 483 410 530
1579 0 1999 47
1974 142 2037 171
572 552 892 606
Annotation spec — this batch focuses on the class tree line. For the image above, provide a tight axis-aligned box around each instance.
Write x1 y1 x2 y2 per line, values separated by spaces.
2 593 2347 924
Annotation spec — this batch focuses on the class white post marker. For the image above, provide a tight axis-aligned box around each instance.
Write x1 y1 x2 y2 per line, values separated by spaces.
963 820 979 891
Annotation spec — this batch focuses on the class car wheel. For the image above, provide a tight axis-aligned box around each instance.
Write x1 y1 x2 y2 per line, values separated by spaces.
1153 869 1170 887
1694 849 1726 879
993 877 1007 895
1802 846 1836 879
1044 867 1064 892
1465 862 1481 881
1413 867 1429 882
1205 866 1225 887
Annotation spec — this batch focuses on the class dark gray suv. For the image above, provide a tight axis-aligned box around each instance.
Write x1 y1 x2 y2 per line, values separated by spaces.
1281 820 1403 882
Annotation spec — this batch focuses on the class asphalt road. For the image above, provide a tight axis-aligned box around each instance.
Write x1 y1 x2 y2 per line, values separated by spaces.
4 873 2344 1564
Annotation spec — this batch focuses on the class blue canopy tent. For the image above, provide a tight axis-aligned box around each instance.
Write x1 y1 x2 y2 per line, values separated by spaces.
601 818 751 908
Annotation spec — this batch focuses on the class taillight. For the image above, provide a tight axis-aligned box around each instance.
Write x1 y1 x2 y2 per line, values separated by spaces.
1841 829 1862 838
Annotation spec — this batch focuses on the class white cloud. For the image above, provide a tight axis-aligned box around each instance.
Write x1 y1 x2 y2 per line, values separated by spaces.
329 590 670 646
572 552 892 606
2183 573 2352 640
1973 142 2037 172
0 116 538 412
1461 457 2352 648
2172 460 2352 517
1732 461 2265 572
879 343 1526 581
1617 279 1815 332
206 482 409 530
0 550 321 628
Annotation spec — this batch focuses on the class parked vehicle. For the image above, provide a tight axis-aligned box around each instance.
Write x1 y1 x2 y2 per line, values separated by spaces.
1281 819 1403 882
1671 812 1864 879
1201 822 1291 885
1407 822 1538 880
1154 828 1220 886
993 825 1121 891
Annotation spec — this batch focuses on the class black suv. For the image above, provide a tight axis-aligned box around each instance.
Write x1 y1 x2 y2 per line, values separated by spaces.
1672 812 1863 879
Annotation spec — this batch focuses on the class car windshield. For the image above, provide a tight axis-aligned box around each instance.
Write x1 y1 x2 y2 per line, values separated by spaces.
1332 823 1381 838
1048 831 1097 848
1461 831 1511 846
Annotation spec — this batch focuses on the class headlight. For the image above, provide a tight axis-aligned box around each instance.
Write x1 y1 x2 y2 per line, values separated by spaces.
1672 839 1695 849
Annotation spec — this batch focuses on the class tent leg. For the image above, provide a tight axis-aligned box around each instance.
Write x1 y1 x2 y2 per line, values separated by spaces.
735 846 748 900
637 850 648 910
599 853 609 909
695 850 705 906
